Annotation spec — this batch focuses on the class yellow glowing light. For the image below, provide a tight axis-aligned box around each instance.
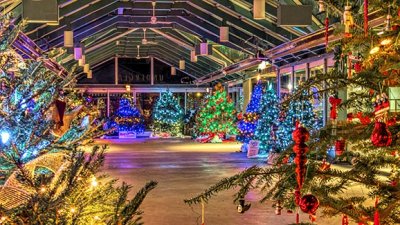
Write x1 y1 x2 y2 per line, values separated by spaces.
0 216 6 221
369 46 380 54
380 38 392 46
196 92 202 97
258 61 269 70
287 83 293 91
40 187 46 193
257 73 261 81
91 177 98 187
94 216 101 220
70 208 76 213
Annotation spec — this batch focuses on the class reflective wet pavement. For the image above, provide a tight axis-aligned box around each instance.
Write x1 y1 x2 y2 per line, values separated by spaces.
99 138 342 225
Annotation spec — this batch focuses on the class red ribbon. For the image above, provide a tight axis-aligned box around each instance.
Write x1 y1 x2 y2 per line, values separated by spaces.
329 96 342 120
374 197 380 225
325 17 329 47
342 215 349 225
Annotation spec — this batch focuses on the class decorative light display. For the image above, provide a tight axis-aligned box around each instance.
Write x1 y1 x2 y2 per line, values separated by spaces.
254 84 280 153
114 96 145 133
152 91 184 136
1 131 10 144
236 81 263 145
195 83 237 139
276 89 319 151
0 16 156 225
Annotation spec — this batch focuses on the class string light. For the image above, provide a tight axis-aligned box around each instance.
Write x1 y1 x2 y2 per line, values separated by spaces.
287 83 293 91
1 131 10 144
40 186 46 193
91 177 98 187
380 38 392 46
369 46 380 54
70 207 76 213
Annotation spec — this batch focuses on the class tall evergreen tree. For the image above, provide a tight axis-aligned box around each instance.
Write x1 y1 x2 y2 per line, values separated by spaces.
185 2 400 224
276 89 319 150
237 81 263 145
152 90 184 136
195 83 237 138
115 95 145 134
254 84 280 154
0 18 156 224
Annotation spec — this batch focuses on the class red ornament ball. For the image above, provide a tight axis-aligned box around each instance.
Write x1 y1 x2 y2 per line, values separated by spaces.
335 139 346 156
299 194 320 214
354 62 362 73
292 126 310 143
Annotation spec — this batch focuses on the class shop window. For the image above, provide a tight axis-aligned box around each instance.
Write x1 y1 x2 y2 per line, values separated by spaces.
280 73 291 98
294 69 306 89
310 66 324 128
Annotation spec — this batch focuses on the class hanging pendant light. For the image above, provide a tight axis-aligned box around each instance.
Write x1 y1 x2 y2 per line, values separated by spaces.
84 64 90 73
318 0 325 13
171 66 176 76
74 45 83 60
78 55 85 66
219 26 229 42
179 59 185 70
253 0 265 20
64 30 73 48
190 50 197 62
87 70 92 79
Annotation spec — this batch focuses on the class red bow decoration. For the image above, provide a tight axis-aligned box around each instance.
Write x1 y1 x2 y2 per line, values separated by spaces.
356 112 371 125
374 197 380 225
329 96 342 120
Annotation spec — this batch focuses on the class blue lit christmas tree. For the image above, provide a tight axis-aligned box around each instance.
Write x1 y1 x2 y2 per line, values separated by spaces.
236 81 263 147
152 91 184 136
276 89 319 151
115 96 145 134
254 84 280 154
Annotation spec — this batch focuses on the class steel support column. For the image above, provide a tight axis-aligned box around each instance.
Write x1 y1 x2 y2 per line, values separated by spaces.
150 56 154 85
242 79 252 111
115 56 119 85
107 90 110 117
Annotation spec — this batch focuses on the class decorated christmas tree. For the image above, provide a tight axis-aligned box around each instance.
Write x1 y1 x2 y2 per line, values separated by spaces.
152 90 184 136
254 84 280 154
0 17 156 224
276 89 319 151
195 83 237 142
115 95 145 134
236 81 263 148
186 2 400 225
